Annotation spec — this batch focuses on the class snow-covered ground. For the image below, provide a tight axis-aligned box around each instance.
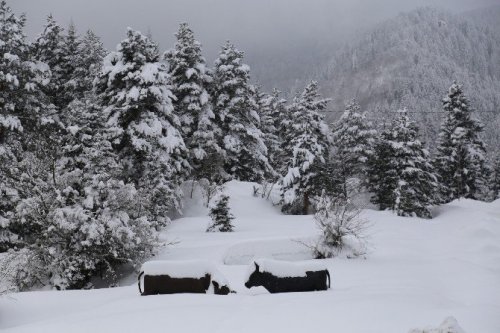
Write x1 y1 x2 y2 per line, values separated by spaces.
1 181 499 332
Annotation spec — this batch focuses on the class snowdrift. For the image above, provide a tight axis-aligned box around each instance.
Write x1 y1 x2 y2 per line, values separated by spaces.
1 182 499 333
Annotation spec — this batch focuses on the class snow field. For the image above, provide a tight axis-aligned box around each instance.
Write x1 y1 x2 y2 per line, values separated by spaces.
1 181 499 332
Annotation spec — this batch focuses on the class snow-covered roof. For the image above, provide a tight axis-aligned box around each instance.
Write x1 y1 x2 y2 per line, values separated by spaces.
245 258 328 279
140 260 226 283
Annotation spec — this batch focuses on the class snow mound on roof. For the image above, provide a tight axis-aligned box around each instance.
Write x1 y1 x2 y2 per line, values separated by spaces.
245 258 329 280
140 260 227 284
409 316 466 333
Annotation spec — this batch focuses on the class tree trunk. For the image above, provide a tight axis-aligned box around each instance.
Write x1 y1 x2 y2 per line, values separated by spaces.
303 191 309 215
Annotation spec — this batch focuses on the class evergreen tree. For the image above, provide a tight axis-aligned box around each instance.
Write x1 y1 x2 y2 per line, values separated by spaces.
32 14 67 110
95 28 190 223
0 0 27 251
31 17 78 187
434 82 488 202
6 89 163 290
491 155 500 200
330 99 377 198
280 81 331 214
59 22 81 107
257 88 287 177
70 29 106 101
367 134 396 211
207 194 234 232
165 23 222 182
0 1 51 252
165 23 211 138
212 41 272 182
369 109 438 218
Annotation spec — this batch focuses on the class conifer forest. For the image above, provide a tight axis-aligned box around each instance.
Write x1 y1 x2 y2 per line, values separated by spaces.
1 1 499 332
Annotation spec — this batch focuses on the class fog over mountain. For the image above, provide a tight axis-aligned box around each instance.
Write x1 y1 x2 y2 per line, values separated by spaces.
9 1 500 146
318 6 500 149
11 0 500 89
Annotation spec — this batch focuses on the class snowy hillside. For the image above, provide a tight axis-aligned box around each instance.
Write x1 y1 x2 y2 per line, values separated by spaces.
319 7 500 147
1 181 499 333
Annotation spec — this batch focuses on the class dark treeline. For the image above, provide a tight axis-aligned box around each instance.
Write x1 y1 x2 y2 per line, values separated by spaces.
0 2 499 291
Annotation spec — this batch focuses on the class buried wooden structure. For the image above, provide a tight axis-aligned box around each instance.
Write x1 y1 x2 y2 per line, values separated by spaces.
138 260 233 296
244 259 331 293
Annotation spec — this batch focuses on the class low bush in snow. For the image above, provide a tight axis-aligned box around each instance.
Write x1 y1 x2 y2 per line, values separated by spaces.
309 195 369 259
253 181 282 205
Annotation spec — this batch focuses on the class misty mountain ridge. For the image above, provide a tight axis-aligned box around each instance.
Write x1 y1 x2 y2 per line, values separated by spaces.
316 6 500 148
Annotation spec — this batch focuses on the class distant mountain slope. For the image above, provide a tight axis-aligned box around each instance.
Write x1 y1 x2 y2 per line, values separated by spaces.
320 7 500 148
468 4 500 32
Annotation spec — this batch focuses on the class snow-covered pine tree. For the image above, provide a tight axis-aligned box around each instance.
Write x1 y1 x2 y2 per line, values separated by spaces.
207 194 234 232
330 99 377 199
0 1 51 252
0 0 27 251
31 14 67 110
257 88 287 178
165 23 223 182
370 109 438 218
5 90 163 290
47 95 159 289
367 134 396 211
212 41 272 182
491 155 500 200
165 23 210 139
95 28 190 224
434 82 488 202
280 81 331 215
71 30 107 99
59 22 81 107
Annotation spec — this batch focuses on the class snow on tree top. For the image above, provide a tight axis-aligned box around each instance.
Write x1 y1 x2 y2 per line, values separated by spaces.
246 259 329 279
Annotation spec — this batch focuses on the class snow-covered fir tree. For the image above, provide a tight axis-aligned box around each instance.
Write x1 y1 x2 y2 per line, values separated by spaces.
369 109 438 218
212 41 272 182
165 23 223 182
165 23 211 139
330 99 377 199
491 155 500 200
367 133 395 211
207 194 234 232
58 22 81 107
0 0 28 251
257 88 287 178
0 1 51 252
46 96 159 289
5 87 163 290
31 15 67 110
434 82 488 202
70 29 106 101
95 28 190 224
280 81 331 214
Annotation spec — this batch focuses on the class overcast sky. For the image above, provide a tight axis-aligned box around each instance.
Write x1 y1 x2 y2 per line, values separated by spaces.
10 0 499 60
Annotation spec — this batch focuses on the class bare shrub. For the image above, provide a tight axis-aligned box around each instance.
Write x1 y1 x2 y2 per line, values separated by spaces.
253 181 281 205
199 179 223 207
311 195 370 258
